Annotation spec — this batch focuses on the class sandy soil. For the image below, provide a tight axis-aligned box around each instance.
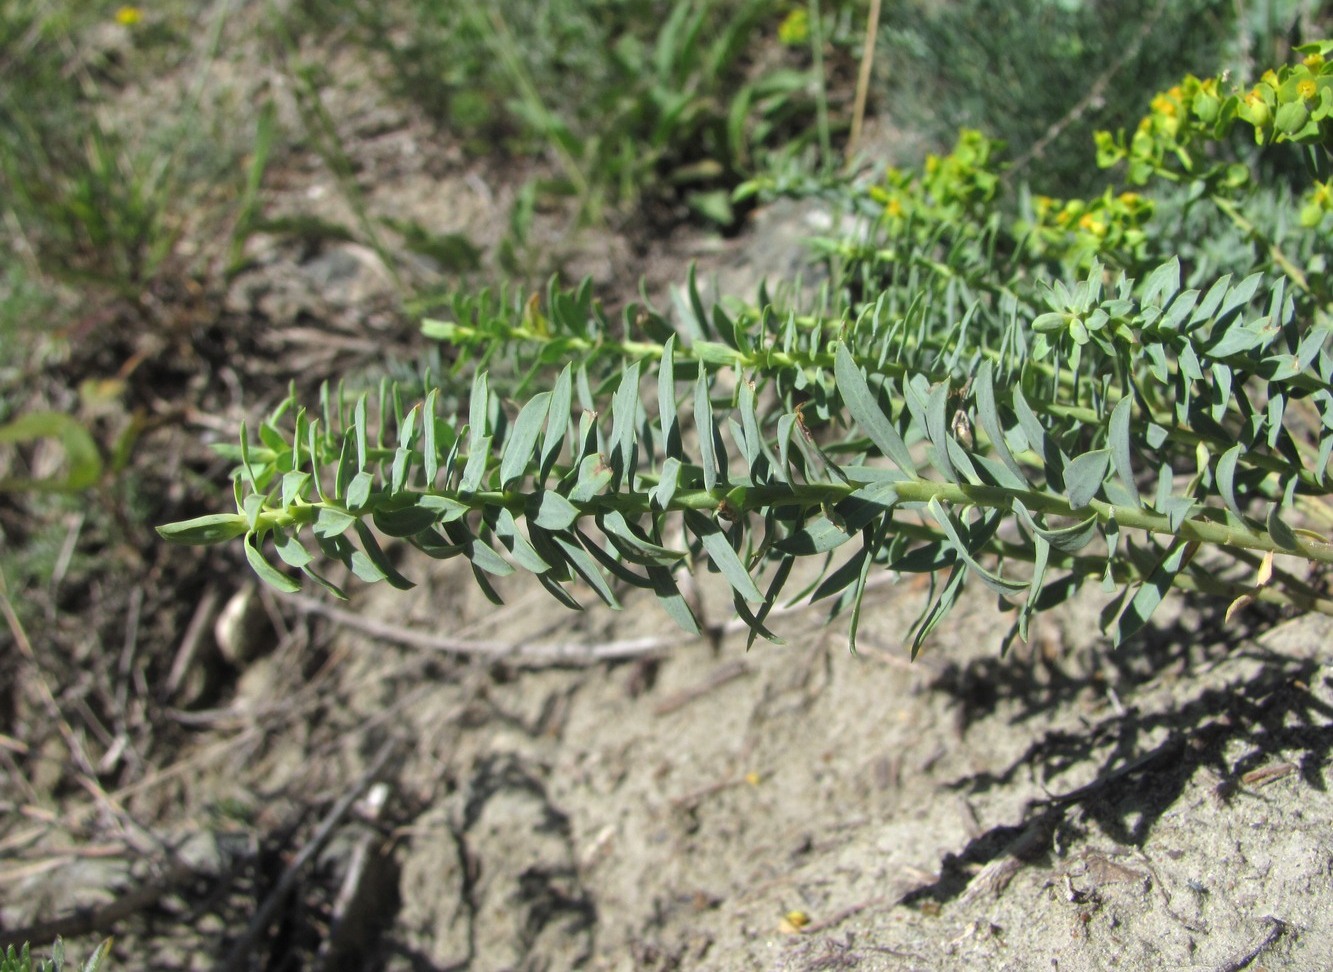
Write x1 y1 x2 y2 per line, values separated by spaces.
3 6 1332 970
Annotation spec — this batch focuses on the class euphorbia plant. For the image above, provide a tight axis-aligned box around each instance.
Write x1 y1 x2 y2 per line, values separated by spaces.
161 44 1333 655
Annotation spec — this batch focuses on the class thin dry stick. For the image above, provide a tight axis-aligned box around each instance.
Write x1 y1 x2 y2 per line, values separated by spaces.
652 659 752 716
845 0 883 164
1216 916 1288 972
1007 0 1167 179
0 854 214 950
286 571 907 666
216 738 400 972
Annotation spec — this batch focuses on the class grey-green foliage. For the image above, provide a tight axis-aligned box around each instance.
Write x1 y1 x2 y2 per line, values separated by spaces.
160 242 1333 654
879 0 1236 195
0 938 112 972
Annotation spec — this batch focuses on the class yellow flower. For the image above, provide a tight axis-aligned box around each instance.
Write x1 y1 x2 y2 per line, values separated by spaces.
1078 213 1107 237
777 8 808 45
1304 52 1325 71
1151 94 1178 117
1298 78 1317 101
115 6 142 25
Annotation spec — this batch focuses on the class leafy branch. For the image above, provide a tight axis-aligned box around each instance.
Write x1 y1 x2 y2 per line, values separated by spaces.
161 252 1333 654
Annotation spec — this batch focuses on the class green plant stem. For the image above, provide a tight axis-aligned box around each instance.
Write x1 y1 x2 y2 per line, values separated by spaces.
807 0 833 171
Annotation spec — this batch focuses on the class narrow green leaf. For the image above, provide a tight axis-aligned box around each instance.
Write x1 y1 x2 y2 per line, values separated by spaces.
695 371 719 493
570 453 613 503
609 362 642 489
500 391 551 489
493 507 552 573
911 562 966 658
353 397 368 471
157 513 250 545
659 335 681 459
1108 397 1140 507
528 490 580 531
1012 500 1099 553
354 521 415 589
599 510 685 565
423 390 440 485
444 521 514 576
652 457 682 510
1016 534 1050 646
1215 443 1245 519
1267 503 1299 550
245 533 301 593
314 506 356 538
541 365 573 478
835 343 914 472
738 378 762 475
459 435 492 493
974 362 1025 485
271 530 313 569
1064 449 1109 508
1114 540 1197 645
345 470 374 511
684 510 764 602
928 498 1027 595
925 381 957 482
1141 257 1181 307
811 543 869 603
647 564 701 635
373 503 439 537
469 371 490 447
552 532 621 608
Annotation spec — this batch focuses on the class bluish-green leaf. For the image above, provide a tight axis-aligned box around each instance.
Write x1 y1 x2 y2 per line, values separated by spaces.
157 513 250 545
272 530 313 569
354 521 415 589
1267 502 1299 550
500 392 551 489
928 498 1027 595
459 435 492 493
694 371 719 493
652 457 682 510
974 362 1025 485
1141 257 1181 307
314 506 356 538
245 533 301 593
1114 540 1197 645
494 507 552 573
834 343 915 473
647 564 701 635
373 503 439 537
684 510 764 602
659 335 681 459
1064 449 1109 508
528 490 580 531
541 365 573 478
423 391 440 485
1108 397 1139 507
345 470 374 511
610 362 642 489
552 532 621 608
1215 443 1245 519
